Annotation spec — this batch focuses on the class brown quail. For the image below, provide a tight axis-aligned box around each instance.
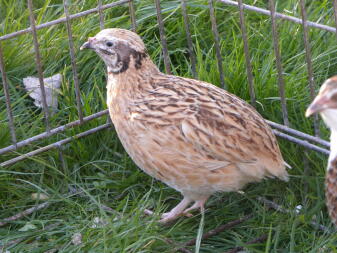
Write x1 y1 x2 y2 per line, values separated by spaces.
81 28 289 223
306 76 337 227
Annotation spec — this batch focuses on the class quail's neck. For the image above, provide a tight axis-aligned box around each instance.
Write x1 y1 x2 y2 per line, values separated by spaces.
321 109 337 166
107 57 160 96
321 109 337 132
328 130 337 166
108 57 159 80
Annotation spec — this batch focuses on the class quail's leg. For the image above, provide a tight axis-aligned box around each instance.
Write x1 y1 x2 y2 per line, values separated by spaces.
159 197 192 223
182 197 208 215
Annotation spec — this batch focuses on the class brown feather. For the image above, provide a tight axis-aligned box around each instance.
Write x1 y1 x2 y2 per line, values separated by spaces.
326 157 337 227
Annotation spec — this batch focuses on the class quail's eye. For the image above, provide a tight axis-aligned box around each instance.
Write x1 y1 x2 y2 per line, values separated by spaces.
106 41 113 47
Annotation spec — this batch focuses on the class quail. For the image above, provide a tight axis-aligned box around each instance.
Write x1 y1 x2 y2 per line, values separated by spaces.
81 28 289 223
306 76 337 226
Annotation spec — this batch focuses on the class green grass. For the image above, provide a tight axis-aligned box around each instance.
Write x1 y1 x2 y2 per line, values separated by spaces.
1 0 337 252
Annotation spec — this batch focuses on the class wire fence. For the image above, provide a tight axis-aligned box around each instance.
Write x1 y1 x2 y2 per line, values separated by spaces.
0 0 334 168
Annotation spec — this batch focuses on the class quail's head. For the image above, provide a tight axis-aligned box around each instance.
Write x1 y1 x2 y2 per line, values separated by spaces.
81 28 148 74
306 77 337 131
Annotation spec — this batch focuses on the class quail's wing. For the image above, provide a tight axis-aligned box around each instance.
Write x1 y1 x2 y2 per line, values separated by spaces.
132 75 287 179
157 77 284 177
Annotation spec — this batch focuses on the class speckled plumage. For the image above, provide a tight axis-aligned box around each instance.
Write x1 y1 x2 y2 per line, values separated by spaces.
326 158 337 226
81 28 288 222
306 76 337 227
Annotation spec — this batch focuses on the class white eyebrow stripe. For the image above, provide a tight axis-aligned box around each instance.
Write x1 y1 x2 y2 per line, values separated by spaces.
95 35 139 52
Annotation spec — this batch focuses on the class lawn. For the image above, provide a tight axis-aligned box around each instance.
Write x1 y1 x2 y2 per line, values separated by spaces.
1 0 337 252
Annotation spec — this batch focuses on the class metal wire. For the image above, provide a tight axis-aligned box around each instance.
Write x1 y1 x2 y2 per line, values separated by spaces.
63 0 84 123
181 0 197 79
2 0 334 42
0 43 17 145
98 0 105 30
154 0 171 74
208 0 226 90
333 0 337 39
0 110 109 155
27 0 51 132
273 130 329 155
269 0 289 127
129 0 137 32
267 120 330 148
237 0 256 107
0 123 111 168
57 144 67 172
0 0 130 42
217 0 336 33
300 0 319 137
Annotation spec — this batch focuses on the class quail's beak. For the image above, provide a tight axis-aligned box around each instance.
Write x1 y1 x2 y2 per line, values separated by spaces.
80 37 97 50
80 41 93 50
306 94 330 117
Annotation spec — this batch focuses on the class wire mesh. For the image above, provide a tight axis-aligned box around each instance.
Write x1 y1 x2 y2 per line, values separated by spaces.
0 0 333 167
